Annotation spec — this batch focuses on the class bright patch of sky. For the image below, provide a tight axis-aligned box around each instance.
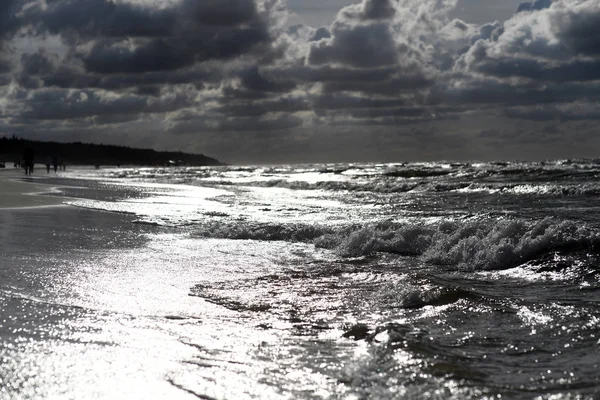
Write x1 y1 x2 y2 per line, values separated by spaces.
288 0 524 27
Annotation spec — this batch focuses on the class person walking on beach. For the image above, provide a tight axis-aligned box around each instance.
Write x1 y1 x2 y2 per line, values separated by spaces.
23 146 35 175
52 156 58 173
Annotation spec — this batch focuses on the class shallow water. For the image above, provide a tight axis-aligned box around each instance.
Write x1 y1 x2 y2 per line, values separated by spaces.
1 161 600 399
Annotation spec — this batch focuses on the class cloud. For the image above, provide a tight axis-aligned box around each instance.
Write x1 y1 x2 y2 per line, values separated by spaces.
15 87 194 120
505 102 600 122
310 27 331 41
517 0 552 13
26 0 175 39
167 113 304 135
291 0 454 104
23 0 284 75
552 1 600 56
452 0 600 119
216 96 310 117
0 0 20 39
458 0 600 73
0 0 22 74
2 0 600 162
308 22 399 68
362 0 397 20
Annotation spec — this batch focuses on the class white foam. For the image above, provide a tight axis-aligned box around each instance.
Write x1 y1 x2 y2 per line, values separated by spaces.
314 218 600 271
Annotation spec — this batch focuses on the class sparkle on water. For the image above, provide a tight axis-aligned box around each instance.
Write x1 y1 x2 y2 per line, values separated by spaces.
1 161 600 398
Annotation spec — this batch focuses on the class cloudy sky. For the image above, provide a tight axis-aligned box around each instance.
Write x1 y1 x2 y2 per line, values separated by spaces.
0 0 599 163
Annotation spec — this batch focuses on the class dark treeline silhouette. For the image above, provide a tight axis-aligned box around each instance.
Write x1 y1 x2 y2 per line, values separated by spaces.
0 136 223 167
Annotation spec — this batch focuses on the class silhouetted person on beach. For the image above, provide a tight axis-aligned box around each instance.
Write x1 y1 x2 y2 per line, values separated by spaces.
52 156 58 173
23 146 34 175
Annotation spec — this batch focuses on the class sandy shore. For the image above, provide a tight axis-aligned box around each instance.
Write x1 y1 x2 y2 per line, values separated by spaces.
0 168 66 208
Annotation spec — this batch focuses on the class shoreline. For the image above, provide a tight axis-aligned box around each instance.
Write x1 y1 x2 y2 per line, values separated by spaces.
0 169 68 209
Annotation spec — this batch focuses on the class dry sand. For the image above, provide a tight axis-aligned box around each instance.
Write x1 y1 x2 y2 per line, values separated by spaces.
0 169 66 209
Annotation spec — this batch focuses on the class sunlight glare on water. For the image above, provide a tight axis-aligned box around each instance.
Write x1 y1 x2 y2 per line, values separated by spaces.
3 161 600 398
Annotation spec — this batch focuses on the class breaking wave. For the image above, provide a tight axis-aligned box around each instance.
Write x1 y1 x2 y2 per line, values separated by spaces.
192 218 600 271
97 161 600 196
186 178 600 196
188 179 600 196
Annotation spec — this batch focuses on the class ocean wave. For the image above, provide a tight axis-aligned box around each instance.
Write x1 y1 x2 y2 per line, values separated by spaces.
383 169 453 178
198 178 475 194
193 178 600 196
321 218 600 270
458 183 600 196
194 221 335 242
194 178 422 193
93 162 600 197
192 218 600 271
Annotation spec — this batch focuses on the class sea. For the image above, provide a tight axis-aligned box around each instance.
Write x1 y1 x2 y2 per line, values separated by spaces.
1 160 599 399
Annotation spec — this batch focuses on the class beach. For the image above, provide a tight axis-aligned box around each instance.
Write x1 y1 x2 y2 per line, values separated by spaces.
0 172 199 398
0 169 356 399
0 169 66 209
1 163 599 399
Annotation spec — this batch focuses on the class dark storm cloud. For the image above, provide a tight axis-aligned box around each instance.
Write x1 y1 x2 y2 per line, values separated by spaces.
517 0 552 13
268 64 398 84
0 59 12 75
553 6 600 56
24 0 279 75
19 88 193 120
216 97 310 117
321 73 433 95
310 27 331 41
362 0 396 20
263 62 433 100
0 0 20 40
82 20 272 75
18 51 59 88
38 62 224 91
475 57 600 82
3 0 600 163
470 21 503 43
20 52 56 77
505 104 600 122
0 0 21 74
26 0 175 38
90 113 142 125
83 39 195 74
313 93 408 110
235 66 297 96
185 0 260 26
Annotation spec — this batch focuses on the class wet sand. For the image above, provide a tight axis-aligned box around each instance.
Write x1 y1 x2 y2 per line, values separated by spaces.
0 185 344 399
0 169 66 208
0 203 207 399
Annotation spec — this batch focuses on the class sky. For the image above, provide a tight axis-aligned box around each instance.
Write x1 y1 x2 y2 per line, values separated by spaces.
0 0 599 164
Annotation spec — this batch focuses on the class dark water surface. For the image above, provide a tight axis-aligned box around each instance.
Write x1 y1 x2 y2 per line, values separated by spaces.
1 161 600 399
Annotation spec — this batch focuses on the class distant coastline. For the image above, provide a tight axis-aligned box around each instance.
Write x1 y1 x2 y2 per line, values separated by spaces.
0 136 223 167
